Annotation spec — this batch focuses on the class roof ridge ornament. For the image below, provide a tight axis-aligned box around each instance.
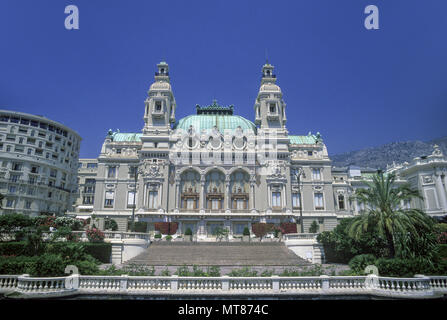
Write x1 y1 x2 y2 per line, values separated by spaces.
196 100 234 115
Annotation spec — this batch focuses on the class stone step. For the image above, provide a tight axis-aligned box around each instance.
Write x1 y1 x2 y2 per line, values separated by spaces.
125 242 311 266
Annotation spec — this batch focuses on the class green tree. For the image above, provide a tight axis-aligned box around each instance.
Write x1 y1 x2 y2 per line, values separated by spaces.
309 221 319 233
348 171 434 258
213 226 229 241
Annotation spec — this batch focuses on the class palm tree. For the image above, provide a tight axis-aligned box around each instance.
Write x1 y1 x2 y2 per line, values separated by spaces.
348 171 433 258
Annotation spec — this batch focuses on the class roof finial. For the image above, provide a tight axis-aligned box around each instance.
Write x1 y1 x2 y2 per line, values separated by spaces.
265 48 269 64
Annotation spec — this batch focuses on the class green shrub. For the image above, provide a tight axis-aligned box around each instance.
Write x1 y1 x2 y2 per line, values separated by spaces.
279 265 324 276
0 241 33 256
154 233 162 239
184 228 193 236
160 268 171 276
28 254 65 277
54 217 83 231
309 221 319 233
51 226 73 242
436 223 447 233
207 266 221 277
317 218 389 263
122 264 155 276
260 269 275 277
0 213 34 241
175 265 191 276
82 242 111 263
86 228 105 243
46 242 87 261
348 254 377 274
439 244 447 260
0 256 37 274
75 259 100 275
104 219 118 231
129 221 148 233
228 267 258 277
243 227 250 236
374 257 447 277
24 228 45 256
166 235 172 241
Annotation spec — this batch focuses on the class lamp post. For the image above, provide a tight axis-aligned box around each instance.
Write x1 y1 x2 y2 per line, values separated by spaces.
131 165 143 232
294 167 305 233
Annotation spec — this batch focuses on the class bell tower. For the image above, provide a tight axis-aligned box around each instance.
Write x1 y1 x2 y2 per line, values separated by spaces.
143 61 176 134
254 62 287 133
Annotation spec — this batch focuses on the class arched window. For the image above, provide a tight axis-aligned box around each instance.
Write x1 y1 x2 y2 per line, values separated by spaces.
338 194 345 210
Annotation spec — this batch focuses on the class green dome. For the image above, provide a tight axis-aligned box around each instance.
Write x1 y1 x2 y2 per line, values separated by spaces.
173 114 256 132
173 100 256 132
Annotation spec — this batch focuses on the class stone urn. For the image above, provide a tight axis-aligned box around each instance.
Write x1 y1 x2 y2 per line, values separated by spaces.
243 235 250 242
185 235 193 242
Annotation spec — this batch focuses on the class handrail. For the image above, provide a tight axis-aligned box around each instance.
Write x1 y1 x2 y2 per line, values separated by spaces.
2 274 445 297
283 233 318 240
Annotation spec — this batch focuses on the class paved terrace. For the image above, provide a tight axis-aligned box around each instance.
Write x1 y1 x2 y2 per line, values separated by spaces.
126 242 311 266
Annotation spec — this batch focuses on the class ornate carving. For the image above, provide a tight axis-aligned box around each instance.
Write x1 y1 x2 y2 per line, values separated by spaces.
422 175 433 184
141 160 163 178
432 144 443 156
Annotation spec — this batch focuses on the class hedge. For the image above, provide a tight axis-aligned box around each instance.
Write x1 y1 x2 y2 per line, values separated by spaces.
129 221 149 233
439 244 447 260
82 242 111 263
0 256 38 274
0 241 34 256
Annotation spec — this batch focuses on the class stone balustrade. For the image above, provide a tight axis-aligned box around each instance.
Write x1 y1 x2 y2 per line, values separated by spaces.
71 231 151 241
282 233 318 240
0 275 18 292
1 274 446 298
15 274 69 294
428 276 447 292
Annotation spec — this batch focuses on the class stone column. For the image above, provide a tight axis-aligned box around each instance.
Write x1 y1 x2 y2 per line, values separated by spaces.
175 180 180 209
200 181 205 210
225 182 230 210
435 173 447 210
442 174 447 200
249 183 255 210
282 184 287 208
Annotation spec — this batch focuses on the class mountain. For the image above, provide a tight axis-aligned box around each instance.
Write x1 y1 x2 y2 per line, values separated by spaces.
330 136 447 169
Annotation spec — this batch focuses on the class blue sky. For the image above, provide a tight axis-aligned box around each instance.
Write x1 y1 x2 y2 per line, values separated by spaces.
0 0 446 158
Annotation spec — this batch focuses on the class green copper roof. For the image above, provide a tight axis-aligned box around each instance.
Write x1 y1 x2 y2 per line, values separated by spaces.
174 101 256 132
289 133 323 145
174 114 256 132
196 100 234 115
108 131 143 142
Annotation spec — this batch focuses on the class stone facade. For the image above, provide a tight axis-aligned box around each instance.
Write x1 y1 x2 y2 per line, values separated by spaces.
0 110 81 216
387 145 447 217
73 61 447 236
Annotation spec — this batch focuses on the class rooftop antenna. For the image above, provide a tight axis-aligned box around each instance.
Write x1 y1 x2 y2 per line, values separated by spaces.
265 48 269 64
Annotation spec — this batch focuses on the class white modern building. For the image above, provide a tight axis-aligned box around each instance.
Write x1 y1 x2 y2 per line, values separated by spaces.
0 110 81 216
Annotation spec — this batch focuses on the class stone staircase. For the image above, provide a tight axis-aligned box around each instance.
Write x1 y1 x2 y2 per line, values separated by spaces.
116 218 128 232
111 242 123 264
125 242 311 266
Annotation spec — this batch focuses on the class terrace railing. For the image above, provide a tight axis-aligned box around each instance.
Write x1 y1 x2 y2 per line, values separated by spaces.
1 274 446 298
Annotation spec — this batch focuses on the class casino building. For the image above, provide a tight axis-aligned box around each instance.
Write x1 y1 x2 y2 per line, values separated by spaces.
73 62 447 237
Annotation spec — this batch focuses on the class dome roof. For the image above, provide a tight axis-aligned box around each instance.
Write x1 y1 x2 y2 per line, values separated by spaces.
259 83 281 92
173 114 256 132
149 81 171 91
